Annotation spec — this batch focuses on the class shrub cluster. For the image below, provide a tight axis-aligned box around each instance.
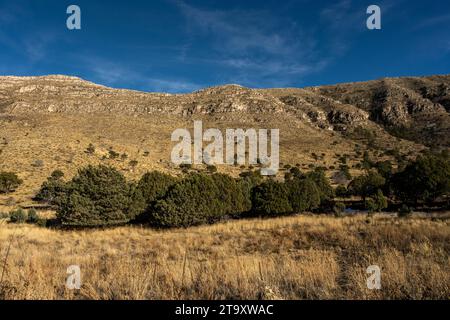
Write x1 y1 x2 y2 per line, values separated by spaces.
32 151 448 228
390 151 450 206
348 150 449 211
150 173 251 227
8 208 43 225
34 165 332 228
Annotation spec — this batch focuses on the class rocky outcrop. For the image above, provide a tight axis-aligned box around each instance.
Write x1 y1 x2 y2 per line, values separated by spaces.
370 82 445 126
0 74 449 146
327 108 369 125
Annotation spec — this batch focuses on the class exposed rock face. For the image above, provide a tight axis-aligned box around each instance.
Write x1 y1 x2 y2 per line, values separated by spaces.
0 74 449 146
327 108 369 125
370 82 445 126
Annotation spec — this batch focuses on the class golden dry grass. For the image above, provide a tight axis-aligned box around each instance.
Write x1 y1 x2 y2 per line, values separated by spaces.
0 214 449 300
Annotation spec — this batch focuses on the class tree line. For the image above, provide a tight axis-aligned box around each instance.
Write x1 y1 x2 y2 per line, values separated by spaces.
1 150 448 228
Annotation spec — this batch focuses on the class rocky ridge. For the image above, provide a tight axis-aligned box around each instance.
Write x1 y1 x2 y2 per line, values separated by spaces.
0 74 449 146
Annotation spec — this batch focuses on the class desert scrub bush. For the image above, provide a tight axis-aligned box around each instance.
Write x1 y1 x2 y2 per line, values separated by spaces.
50 170 64 180
398 204 412 218
365 198 377 213
36 218 48 227
129 160 138 168
333 202 346 216
150 173 250 227
57 165 134 227
85 143 95 154
31 159 44 168
251 180 292 216
372 189 388 212
26 209 39 224
289 167 303 179
9 208 27 223
365 190 388 213
0 172 23 193
0 211 9 219
108 149 120 159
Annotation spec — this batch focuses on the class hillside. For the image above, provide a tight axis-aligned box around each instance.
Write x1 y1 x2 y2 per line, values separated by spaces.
0 74 449 206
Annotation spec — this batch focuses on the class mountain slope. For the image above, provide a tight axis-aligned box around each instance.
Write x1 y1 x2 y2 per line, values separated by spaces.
0 74 448 205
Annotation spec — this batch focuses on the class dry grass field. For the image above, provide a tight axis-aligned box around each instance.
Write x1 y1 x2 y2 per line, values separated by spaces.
0 214 449 300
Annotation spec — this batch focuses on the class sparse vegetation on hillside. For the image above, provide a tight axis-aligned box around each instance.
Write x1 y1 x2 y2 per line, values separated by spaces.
0 75 448 208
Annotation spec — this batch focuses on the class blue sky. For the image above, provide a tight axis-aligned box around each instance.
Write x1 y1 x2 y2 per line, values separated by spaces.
0 0 449 92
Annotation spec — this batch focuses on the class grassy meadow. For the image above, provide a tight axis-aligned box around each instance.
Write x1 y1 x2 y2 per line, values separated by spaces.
0 213 448 300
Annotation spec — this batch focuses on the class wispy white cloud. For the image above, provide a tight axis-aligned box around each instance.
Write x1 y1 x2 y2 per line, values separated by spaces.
0 2 25 24
0 3 60 62
173 0 326 86
147 78 202 93
319 0 366 55
320 0 401 54
89 61 132 85
79 56 202 93
23 31 59 61
415 13 450 30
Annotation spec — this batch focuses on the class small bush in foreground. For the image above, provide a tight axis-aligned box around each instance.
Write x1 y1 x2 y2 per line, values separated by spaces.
398 204 412 218
27 209 39 223
333 202 346 216
10 208 27 223
0 211 10 219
